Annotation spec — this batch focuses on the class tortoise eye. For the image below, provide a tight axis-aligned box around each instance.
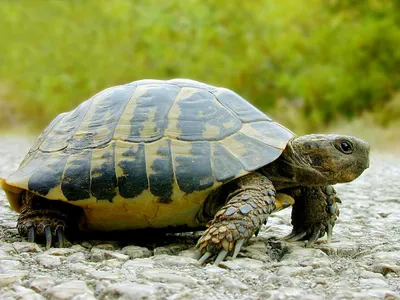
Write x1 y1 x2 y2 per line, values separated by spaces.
337 140 353 154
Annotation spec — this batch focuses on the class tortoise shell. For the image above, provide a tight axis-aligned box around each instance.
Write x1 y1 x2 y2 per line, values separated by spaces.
1 79 295 230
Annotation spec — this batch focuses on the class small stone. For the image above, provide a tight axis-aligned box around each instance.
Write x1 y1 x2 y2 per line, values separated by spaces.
0 274 19 287
30 276 56 293
0 259 23 273
45 280 95 300
12 242 42 253
153 254 199 267
122 258 155 270
360 278 389 289
88 270 121 280
220 277 248 291
360 270 385 279
45 247 76 256
372 263 400 275
154 244 187 255
100 283 157 299
220 258 264 270
36 254 62 268
89 248 105 262
94 243 116 250
277 266 313 277
121 245 152 259
66 252 86 263
13 285 44 300
141 268 197 287
103 251 130 261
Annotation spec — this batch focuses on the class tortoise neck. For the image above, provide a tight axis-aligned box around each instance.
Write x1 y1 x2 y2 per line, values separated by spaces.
260 139 327 189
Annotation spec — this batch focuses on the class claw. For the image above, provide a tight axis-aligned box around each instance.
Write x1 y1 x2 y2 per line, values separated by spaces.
214 250 228 265
328 205 337 215
327 223 333 243
57 229 65 248
232 239 244 259
287 231 307 242
199 251 213 264
306 228 321 247
27 226 35 243
44 226 52 249
281 230 297 240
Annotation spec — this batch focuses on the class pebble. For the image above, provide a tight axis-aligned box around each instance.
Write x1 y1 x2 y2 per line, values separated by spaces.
44 280 95 300
100 282 157 299
35 254 62 268
220 277 248 291
30 276 55 292
141 268 197 287
121 245 152 259
12 242 42 254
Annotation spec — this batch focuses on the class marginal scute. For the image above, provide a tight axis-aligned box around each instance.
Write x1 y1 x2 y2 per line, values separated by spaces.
61 149 92 201
116 142 148 199
146 138 174 202
90 142 117 202
28 152 69 197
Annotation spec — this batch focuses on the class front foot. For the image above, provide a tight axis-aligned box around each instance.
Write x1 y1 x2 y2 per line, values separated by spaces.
196 173 276 265
283 185 340 247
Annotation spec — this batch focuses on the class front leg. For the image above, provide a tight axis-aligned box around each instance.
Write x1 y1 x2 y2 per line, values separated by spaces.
283 185 340 246
197 173 276 265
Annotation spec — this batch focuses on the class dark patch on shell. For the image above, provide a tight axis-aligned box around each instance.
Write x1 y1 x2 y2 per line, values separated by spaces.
175 141 214 193
149 139 174 203
118 144 148 199
61 149 92 201
90 144 117 202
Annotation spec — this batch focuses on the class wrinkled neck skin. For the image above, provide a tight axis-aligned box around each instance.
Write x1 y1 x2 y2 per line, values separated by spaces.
260 140 331 190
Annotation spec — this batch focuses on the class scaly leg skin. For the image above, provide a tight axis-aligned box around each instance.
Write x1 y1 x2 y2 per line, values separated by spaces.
282 185 340 246
197 173 276 265
17 191 83 249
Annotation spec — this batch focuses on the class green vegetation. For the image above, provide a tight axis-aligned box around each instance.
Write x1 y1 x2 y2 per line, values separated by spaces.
0 0 399 132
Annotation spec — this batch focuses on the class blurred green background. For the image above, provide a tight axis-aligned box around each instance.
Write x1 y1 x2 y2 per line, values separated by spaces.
0 0 399 144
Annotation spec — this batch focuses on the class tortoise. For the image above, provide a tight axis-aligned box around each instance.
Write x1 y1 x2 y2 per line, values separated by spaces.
0 79 370 264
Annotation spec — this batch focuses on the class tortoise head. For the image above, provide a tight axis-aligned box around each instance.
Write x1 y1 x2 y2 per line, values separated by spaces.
286 134 370 186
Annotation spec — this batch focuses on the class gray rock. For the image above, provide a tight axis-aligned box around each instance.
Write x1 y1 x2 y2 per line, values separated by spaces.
99 282 157 300
277 266 313 277
141 268 197 287
220 277 248 292
121 245 152 259
153 254 199 267
0 259 23 272
0 274 20 287
35 254 62 268
30 276 55 293
12 242 42 254
45 280 95 300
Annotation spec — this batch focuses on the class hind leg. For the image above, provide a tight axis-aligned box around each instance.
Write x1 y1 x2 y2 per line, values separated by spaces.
282 185 340 246
17 191 84 249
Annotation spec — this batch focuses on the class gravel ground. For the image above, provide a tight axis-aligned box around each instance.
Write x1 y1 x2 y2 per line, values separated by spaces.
0 136 399 300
